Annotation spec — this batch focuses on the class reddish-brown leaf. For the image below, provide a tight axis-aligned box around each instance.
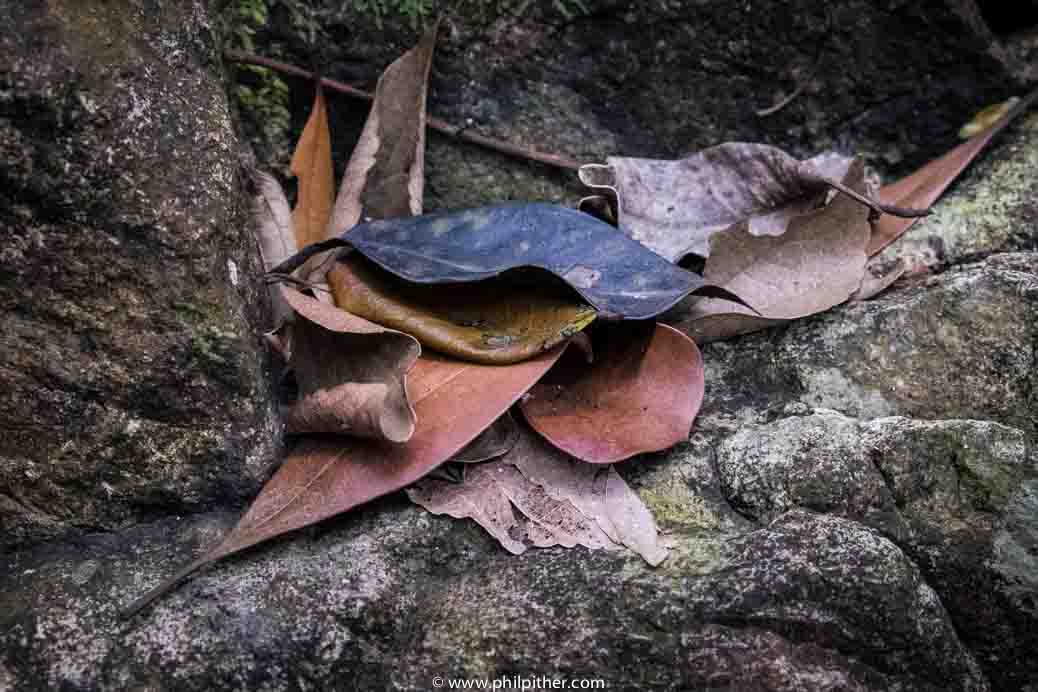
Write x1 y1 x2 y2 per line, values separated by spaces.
281 287 420 442
868 88 1038 255
122 343 566 617
290 84 335 250
520 323 704 464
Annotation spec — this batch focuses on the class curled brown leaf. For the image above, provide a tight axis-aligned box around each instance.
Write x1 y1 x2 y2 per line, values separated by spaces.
580 144 853 261
281 286 420 442
670 158 871 343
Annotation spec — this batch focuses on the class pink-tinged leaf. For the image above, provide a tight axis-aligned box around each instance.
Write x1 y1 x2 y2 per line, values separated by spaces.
520 323 703 464
868 88 1038 256
122 343 566 617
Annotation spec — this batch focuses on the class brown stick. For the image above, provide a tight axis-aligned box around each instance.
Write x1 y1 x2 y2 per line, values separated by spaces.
225 50 582 172
821 177 931 219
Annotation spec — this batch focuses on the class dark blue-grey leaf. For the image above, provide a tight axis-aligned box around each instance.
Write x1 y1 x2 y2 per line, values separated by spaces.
289 203 729 320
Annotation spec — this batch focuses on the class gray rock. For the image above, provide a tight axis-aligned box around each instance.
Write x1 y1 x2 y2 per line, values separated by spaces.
712 411 1038 688
698 255 1038 433
0 502 985 691
0 0 280 549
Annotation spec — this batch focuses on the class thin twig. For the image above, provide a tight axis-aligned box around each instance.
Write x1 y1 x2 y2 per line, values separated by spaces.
821 177 930 219
756 6 831 118
755 83 804 117
225 50 582 172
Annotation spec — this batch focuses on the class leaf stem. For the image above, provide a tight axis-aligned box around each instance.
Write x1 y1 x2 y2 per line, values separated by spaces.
120 556 213 619
821 176 931 219
225 51 582 172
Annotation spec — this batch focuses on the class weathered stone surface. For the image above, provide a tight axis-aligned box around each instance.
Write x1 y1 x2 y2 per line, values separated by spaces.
0 0 279 549
713 412 1038 688
698 255 1038 433
0 501 984 691
876 110 1038 272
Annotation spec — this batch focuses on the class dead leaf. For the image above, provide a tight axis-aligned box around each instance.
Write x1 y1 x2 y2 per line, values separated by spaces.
276 202 741 321
328 21 438 234
959 97 1019 139
520 323 704 464
122 342 569 617
580 144 853 261
510 428 667 566
408 460 617 554
290 83 335 250
252 172 296 327
869 87 1037 255
328 253 595 365
670 158 870 343
410 425 667 565
281 287 420 442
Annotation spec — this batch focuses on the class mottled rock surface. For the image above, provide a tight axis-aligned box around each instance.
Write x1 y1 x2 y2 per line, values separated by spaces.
3 1 1038 691
0 0 280 549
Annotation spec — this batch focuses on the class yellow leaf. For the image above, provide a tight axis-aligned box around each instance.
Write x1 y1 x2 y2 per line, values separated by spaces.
329 253 596 365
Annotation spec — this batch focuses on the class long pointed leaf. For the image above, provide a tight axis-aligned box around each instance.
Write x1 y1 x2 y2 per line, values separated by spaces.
122 344 566 617
328 20 438 234
290 84 335 249
868 87 1038 255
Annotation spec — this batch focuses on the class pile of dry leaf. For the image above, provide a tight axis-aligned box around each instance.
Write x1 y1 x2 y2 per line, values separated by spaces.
125 23 1035 616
